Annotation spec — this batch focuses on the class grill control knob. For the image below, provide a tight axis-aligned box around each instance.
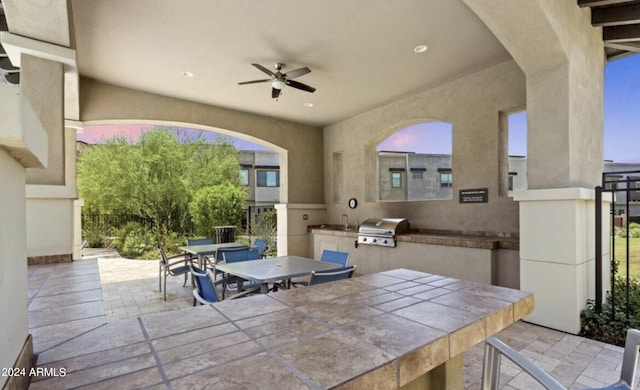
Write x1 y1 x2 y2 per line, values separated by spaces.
372 239 377 243
383 240 387 244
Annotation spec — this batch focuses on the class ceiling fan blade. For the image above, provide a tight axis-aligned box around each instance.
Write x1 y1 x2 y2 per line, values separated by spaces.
0 57 19 72
238 79 271 85
284 67 311 79
272 87 281 99
252 63 276 77
4 72 20 84
286 79 316 93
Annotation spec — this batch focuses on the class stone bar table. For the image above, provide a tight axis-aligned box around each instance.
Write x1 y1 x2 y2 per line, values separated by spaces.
31 268 533 389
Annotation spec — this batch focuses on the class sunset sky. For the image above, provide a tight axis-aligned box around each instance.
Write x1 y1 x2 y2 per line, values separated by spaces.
77 54 639 163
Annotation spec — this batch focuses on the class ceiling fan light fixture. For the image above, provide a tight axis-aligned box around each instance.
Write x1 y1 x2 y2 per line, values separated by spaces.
272 80 285 90
413 44 428 54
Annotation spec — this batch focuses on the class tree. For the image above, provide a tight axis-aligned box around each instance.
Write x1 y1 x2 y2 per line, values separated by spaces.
189 183 246 239
77 128 242 233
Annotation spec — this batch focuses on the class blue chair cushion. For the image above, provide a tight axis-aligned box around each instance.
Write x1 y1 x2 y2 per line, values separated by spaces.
172 265 191 275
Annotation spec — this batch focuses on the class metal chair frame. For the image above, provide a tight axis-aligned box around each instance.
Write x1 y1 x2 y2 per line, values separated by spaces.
158 247 193 301
481 328 640 390
308 266 356 285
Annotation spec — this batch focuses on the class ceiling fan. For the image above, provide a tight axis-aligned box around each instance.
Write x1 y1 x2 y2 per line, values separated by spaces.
238 63 316 99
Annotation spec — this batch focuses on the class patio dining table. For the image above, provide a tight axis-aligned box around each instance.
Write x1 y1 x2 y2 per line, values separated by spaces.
215 255 344 294
179 242 252 269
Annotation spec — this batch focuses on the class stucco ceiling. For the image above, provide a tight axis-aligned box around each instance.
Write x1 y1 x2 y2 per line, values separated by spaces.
68 0 511 127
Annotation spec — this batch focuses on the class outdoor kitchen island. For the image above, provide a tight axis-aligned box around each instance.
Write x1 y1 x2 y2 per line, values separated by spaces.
176 268 530 389
309 226 520 289
28 268 532 389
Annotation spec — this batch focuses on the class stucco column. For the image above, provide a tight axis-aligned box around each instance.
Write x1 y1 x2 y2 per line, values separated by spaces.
465 0 607 333
0 79 47 390
275 204 326 256
20 54 77 263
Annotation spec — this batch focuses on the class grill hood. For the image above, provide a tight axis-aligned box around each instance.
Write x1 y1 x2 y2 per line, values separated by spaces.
357 218 410 247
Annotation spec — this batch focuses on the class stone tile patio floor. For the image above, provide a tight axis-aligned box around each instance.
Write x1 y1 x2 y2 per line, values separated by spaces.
25 249 639 389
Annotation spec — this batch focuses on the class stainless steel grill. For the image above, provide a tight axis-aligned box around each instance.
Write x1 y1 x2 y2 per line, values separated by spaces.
357 218 410 247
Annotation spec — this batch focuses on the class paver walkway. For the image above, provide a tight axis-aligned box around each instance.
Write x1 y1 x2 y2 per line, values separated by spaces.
25 250 640 389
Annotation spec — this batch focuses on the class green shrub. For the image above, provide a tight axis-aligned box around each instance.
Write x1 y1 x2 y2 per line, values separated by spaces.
630 222 640 238
155 229 187 256
250 208 277 256
112 222 187 259
113 222 157 258
189 183 245 239
82 221 112 248
581 275 640 346
121 229 157 258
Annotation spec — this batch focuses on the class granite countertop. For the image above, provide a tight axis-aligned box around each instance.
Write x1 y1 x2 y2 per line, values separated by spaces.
149 268 532 389
309 225 519 250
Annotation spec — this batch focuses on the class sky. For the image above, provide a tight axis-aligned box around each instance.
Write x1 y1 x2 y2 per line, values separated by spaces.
77 54 639 163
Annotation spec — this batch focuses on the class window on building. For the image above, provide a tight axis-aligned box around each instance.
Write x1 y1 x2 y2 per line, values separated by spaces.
391 172 402 188
375 121 452 201
508 174 515 191
411 168 425 179
507 111 527 192
257 170 279 187
239 169 249 186
439 172 452 188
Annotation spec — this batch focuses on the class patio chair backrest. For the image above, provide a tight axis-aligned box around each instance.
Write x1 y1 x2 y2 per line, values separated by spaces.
216 245 250 261
308 266 356 285
223 249 261 263
253 238 268 257
320 250 350 267
158 247 169 266
190 265 219 303
187 238 214 246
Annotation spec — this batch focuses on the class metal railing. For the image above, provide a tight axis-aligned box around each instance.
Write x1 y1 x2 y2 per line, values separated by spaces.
595 170 640 319
82 213 155 230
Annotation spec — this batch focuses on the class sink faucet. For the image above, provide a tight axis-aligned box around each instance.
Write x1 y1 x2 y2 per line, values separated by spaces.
341 214 349 229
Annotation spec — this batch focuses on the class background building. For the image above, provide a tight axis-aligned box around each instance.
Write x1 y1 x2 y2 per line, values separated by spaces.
239 150 280 232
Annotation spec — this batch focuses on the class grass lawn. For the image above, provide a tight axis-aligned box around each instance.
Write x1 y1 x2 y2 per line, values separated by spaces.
612 237 640 280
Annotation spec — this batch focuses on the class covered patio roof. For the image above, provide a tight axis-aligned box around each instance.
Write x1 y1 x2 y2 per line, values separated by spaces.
2 1 636 125
579 0 640 60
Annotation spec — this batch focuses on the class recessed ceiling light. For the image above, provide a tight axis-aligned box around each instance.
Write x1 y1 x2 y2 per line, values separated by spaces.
304 102 314 108
413 45 428 54
181 71 194 78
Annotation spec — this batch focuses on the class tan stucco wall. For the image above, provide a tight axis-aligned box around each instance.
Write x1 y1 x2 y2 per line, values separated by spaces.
22 55 66 185
26 186 75 258
0 149 29 387
464 0 604 189
79 79 324 204
324 60 526 234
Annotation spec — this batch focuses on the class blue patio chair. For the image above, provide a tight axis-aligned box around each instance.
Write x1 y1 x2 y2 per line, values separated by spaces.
308 266 356 286
221 249 261 298
158 247 193 301
292 249 351 287
208 245 251 280
481 328 640 390
253 238 269 258
189 264 224 305
320 249 350 266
